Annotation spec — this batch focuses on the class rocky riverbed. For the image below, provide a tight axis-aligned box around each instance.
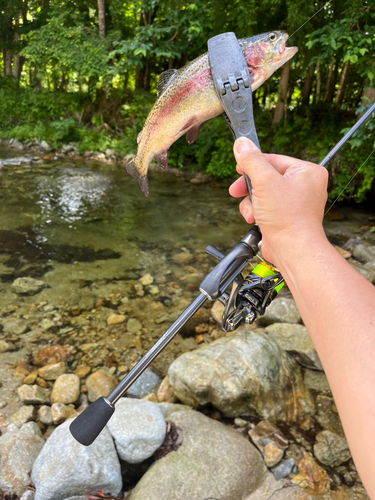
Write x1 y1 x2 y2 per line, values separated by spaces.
0 143 375 499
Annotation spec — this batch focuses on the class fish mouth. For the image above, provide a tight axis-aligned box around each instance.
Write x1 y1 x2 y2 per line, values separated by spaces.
277 33 297 56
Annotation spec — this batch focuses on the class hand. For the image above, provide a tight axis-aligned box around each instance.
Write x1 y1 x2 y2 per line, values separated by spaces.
229 137 329 266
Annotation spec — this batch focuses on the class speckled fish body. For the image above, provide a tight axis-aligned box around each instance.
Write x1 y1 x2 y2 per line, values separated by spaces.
127 31 298 195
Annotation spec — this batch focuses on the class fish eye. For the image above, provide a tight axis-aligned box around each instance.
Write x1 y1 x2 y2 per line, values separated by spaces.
269 33 277 41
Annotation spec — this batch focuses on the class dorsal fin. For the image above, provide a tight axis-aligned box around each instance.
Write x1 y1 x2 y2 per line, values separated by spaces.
157 69 178 97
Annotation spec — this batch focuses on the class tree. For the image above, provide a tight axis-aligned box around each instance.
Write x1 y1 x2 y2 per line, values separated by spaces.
98 0 105 39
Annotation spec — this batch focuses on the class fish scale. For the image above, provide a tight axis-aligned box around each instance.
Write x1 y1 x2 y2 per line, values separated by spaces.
126 31 298 196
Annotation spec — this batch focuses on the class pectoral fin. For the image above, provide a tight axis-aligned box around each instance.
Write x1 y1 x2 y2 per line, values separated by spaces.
186 124 201 145
154 150 168 169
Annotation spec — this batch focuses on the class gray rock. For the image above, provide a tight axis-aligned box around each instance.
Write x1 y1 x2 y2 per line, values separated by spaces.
348 259 375 283
272 458 295 480
18 385 50 404
168 330 315 421
343 238 363 252
364 261 375 273
258 298 301 325
304 370 331 393
11 277 45 295
314 430 351 466
107 399 166 463
20 491 35 500
11 405 36 426
37 405 53 425
51 374 80 404
61 144 76 153
157 403 192 419
130 410 266 500
363 228 375 244
127 368 161 398
0 422 45 496
31 417 122 500
315 394 344 436
2 317 29 335
352 243 375 264
40 140 50 150
265 323 323 370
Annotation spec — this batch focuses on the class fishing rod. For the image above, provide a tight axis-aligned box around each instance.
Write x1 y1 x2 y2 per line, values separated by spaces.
70 33 375 447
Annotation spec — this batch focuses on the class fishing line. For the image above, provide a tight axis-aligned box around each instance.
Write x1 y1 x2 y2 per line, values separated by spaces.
324 147 375 216
288 2 329 39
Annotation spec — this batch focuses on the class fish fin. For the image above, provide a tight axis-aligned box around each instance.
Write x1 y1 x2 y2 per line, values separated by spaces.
177 116 196 136
126 156 149 197
154 150 168 169
157 69 178 97
186 124 201 145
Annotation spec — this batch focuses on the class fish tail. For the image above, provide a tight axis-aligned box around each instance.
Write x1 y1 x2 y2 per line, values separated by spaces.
126 156 149 197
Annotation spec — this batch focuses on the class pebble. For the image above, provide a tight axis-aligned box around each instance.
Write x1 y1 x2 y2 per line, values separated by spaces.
171 252 194 265
74 365 91 378
17 385 50 404
272 457 295 480
127 368 161 398
210 300 225 324
334 245 351 259
11 277 45 295
0 401 7 409
38 362 66 380
107 313 126 325
51 374 80 404
127 317 143 333
23 371 39 385
33 345 70 367
36 377 49 388
0 340 16 353
314 430 351 466
292 454 331 494
234 418 248 427
86 369 117 402
37 405 53 425
139 273 154 286
249 421 288 453
263 442 284 468
10 406 36 426
51 402 77 424
157 376 178 403
13 362 32 378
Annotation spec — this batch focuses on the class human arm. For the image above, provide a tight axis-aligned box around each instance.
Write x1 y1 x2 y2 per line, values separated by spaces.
230 137 375 498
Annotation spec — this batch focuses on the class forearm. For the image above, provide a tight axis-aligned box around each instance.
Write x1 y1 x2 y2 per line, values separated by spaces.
274 230 375 497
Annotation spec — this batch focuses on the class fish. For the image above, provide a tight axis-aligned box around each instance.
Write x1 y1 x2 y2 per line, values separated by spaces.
126 31 298 196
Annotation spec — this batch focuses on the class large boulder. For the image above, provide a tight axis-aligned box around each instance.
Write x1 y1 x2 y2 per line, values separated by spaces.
0 422 45 496
265 323 323 370
107 399 166 464
168 330 314 421
31 418 122 500
130 410 266 500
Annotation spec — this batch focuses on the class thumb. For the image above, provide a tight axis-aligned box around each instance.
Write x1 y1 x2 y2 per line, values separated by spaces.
234 137 277 182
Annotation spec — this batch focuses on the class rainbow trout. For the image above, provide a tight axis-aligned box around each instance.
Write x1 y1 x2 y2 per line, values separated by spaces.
127 31 298 195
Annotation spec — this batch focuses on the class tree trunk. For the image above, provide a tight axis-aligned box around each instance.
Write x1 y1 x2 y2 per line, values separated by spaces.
315 60 321 104
273 62 290 124
324 57 335 102
3 50 12 76
301 64 315 106
98 0 105 38
144 60 151 91
335 61 350 107
134 11 153 89
135 67 145 89
13 14 21 79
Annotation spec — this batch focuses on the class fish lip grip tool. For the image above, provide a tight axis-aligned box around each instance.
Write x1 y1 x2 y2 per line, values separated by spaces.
208 31 261 197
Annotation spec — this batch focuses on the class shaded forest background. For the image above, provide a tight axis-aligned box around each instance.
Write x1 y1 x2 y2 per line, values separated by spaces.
0 0 374 202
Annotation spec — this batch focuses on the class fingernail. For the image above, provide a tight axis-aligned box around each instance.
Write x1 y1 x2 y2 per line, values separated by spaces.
234 137 256 155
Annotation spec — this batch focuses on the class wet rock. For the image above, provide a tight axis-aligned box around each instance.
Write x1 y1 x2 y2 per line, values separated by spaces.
211 300 225 324
171 252 194 265
0 422 45 496
139 273 154 285
2 317 29 335
74 365 91 378
86 369 117 402
315 394 344 436
51 402 77 424
292 454 331 494
157 403 192 419
265 323 323 370
18 384 50 404
107 399 166 463
51 374 80 404
107 313 126 325
38 361 66 380
169 330 314 420
127 368 161 398
130 410 266 500
352 243 375 264
249 421 288 453
20 491 35 500
272 457 295 480
263 442 284 468
348 259 375 283
31 417 122 500
10 405 36 426
157 375 178 403
133 282 144 297
23 370 39 385
334 245 351 259
37 405 53 425
0 339 16 353
33 345 70 366
149 284 159 295
314 430 351 466
127 317 143 333
14 361 32 378
304 370 331 393
11 277 45 295
258 297 301 325
363 228 375 245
